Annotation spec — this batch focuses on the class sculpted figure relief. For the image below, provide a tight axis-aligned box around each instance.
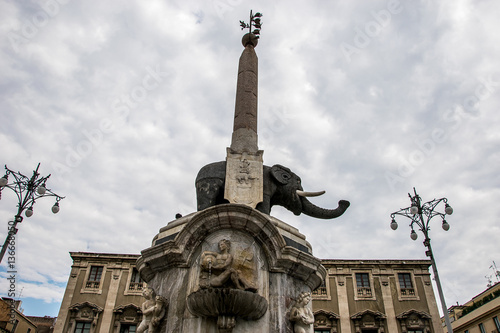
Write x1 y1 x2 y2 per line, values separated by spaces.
290 292 315 333
199 239 257 292
137 287 167 333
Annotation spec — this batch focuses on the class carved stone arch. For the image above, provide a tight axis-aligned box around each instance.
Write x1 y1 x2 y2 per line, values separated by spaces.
67 302 103 333
138 204 325 290
113 304 142 333
396 309 432 333
314 310 339 332
351 309 387 333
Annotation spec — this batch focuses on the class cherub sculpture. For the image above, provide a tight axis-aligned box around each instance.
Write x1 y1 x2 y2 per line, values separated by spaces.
137 286 166 333
289 292 314 333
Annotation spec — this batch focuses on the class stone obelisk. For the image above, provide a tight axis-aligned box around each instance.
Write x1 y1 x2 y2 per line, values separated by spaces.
224 32 264 208
138 13 327 332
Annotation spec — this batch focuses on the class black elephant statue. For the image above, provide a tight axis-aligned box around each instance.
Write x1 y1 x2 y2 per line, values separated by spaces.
195 162 350 219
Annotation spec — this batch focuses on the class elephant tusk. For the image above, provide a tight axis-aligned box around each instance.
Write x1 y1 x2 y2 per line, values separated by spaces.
296 190 326 197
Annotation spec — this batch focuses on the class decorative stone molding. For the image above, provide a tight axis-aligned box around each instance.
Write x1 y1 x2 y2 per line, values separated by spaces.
112 304 142 333
351 309 387 333
314 309 339 333
67 302 103 333
138 204 325 290
337 275 345 286
396 309 432 333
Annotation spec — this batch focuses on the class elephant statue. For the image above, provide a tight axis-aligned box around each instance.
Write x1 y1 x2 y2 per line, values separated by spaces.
195 162 350 219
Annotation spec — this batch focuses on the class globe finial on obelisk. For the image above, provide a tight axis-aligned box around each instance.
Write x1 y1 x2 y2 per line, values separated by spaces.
224 11 264 208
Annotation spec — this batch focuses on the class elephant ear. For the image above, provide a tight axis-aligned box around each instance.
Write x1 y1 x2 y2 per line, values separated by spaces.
270 165 293 185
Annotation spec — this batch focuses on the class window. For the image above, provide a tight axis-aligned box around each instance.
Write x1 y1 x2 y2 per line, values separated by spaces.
27 329 32 333
120 324 137 333
464 330 469 333
11 319 19 332
478 323 486 333
494 316 500 330
407 331 423 333
86 266 103 288
312 280 327 297
398 273 415 296
128 268 144 291
314 330 331 333
356 273 372 297
75 322 91 333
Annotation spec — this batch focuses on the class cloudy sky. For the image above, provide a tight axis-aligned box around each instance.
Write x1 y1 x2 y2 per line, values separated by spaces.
1 0 499 317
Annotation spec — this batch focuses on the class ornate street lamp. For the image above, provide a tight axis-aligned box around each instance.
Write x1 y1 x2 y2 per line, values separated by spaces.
390 187 453 333
0 163 65 263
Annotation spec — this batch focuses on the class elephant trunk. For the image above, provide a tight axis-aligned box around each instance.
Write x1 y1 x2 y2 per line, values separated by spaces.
300 197 350 219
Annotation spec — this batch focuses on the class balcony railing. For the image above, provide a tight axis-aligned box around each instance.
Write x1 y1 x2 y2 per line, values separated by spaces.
357 287 372 297
85 281 100 289
129 282 145 291
312 286 328 296
401 288 416 296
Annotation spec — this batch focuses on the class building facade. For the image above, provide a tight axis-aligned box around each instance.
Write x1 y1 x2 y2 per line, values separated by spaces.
53 252 146 333
444 282 500 333
26 316 56 333
312 259 442 333
0 298 37 333
55 253 443 333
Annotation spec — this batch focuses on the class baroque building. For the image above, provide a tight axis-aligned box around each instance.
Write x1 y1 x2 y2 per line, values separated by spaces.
54 252 443 333
53 252 146 333
0 298 37 333
443 282 500 333
312 259 442 333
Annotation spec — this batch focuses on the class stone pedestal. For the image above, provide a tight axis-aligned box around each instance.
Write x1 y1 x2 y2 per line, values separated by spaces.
137 204 325 332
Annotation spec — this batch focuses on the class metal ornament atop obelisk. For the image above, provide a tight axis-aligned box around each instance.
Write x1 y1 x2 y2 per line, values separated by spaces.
224 11 264 209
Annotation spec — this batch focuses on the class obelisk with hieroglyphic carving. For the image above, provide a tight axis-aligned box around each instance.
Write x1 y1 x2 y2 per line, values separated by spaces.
224 23 264 208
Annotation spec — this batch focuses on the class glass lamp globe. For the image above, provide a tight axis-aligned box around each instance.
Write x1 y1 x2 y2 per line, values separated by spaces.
410 205 419 214
390 219 398 230
25 207 34 217
37 185 46 195
52 202 59 214
52 202 60 214
410 230 418 240
0 176 7 187
442 220 450 231
445 204 453 215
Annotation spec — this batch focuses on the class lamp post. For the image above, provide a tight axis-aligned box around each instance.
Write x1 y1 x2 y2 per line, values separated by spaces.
0 163 64 264
390 187 454 333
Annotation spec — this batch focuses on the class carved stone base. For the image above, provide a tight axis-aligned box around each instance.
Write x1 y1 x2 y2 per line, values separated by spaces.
217 315 235 333
187 288 267 332
137 204 326 332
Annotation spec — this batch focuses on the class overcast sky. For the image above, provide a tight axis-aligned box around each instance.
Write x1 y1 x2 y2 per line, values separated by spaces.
1 0 499 317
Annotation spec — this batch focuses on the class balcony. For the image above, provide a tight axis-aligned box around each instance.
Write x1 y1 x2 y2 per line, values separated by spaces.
85 281 100 289
129 282 145 291
401 288 416 296
357 287 372 297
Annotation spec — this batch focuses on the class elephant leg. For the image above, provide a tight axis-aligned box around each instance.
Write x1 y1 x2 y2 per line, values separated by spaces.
255 194 271 215
196 178 225 211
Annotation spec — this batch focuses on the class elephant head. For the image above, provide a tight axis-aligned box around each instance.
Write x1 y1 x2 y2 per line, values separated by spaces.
262 165 350 219
195 162 349 219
